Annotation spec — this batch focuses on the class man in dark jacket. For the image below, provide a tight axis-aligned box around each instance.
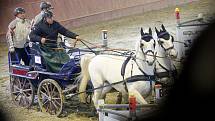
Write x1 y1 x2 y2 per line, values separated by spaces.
30 10 80 47
29 11 80 72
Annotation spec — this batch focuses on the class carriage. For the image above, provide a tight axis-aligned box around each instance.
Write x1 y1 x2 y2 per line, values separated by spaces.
8 40 96 116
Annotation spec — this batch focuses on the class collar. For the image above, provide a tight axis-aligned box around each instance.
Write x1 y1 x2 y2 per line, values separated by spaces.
16 17 25 23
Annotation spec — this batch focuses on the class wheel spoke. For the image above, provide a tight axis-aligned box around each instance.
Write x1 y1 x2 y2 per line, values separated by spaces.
22 79 27 89
51 101 58 114
23 89 32 92
40 90 49 98
22 95 28 106
53 99 61 107
24 96 30 105
51 85 56 96
22 92 30 98
51 100 59 110
42 99 49 106
46 83 51 96
46 102 50 112
12 90 20 94
52 98 61 100
19 95 23 105
50 101 53 114
42 85 48 93
19 78 23 88
13 85 20 90
14 93 21 101
24 90 32 97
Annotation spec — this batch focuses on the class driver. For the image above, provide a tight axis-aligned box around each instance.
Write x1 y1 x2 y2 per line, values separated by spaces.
6 7 31 65
29 11 81 72
29 10 80 47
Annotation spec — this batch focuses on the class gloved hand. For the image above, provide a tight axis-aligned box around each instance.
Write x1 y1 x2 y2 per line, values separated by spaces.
73 36 81 47
9 46 15 52
75 36 81 41
41 38 46 44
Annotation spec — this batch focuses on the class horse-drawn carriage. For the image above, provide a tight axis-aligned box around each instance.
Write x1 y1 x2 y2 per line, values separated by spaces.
8 40 96 116
8 10 209 120
8 23 178 120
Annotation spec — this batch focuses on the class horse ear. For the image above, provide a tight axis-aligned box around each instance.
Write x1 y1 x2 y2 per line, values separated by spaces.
141 27 144 36
149 27 152 35
161 24 166 31
155 27 159 35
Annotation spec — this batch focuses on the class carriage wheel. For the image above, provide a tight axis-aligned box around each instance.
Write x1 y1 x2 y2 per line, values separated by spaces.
10 76 35 108
37 79 64 117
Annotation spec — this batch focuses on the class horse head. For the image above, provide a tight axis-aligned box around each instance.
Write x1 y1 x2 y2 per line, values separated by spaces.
155 24 178 59
137 27 156 66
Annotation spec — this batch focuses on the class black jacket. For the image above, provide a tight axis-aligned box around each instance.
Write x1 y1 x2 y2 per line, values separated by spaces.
29 20 78 47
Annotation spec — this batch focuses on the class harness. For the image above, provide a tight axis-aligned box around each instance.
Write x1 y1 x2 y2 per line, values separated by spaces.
155 60 171 78
156 32 178 79
120 54 155 93
157 32 175 52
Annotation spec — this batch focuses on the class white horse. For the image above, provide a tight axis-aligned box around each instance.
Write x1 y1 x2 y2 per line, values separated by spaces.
78 28 156 108
154 24 178 83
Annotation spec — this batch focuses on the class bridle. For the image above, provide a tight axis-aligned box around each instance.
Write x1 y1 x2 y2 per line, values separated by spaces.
157 32 175 52
139 35 156 64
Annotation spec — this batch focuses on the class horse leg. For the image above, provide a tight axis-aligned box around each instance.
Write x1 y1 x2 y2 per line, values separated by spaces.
116 92 122 104
121 92 129 104
92 87 103 109
90 75 105 109
101 85 112 101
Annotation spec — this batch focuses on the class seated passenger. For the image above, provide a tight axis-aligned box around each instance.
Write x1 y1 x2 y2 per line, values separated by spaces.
29 11 81 72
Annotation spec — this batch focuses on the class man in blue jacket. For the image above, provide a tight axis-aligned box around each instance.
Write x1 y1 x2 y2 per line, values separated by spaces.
29 11 80 72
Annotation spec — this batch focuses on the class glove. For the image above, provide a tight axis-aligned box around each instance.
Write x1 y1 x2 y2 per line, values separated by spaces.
9 46 15 53
73 36 81 47
75 36 81 41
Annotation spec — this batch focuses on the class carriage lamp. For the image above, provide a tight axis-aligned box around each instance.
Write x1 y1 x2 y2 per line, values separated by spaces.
175 8 180 24
102 30 108 48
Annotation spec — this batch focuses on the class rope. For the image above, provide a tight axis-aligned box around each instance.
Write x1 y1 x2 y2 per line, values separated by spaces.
173 40 186 44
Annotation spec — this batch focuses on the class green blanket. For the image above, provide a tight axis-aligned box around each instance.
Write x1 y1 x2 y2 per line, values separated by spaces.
40 45 70 73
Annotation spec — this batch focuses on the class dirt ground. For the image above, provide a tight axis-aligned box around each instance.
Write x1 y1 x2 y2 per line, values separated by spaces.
0 0 214 121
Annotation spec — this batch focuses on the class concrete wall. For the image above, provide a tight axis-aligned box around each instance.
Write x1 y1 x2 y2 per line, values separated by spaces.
0 0 198 42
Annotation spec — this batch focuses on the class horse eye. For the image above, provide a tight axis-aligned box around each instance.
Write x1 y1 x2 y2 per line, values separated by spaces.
140 43 144 47
158 40 164 44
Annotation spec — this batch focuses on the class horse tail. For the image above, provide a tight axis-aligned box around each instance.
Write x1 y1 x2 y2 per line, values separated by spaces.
77 54 96 103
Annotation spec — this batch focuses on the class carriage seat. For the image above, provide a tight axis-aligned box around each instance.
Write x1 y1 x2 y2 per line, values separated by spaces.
28 42 81 74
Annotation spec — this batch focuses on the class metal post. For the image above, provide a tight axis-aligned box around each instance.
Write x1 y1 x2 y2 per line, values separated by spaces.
102 30 108 48
98 99 105 121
